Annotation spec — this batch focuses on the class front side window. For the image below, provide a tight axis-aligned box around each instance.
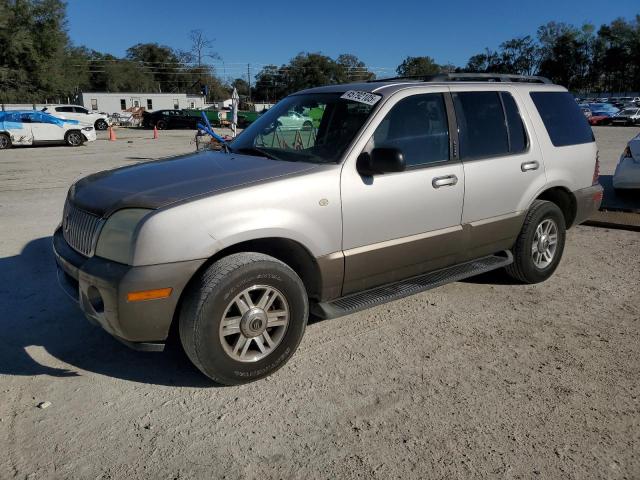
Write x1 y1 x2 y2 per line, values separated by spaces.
231 92 379 164
370 93 449 167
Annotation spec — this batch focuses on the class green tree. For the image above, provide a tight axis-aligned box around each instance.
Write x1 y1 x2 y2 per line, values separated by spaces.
0 0 76 102
396 56 440 77
499 36 540 75
335 54 375 82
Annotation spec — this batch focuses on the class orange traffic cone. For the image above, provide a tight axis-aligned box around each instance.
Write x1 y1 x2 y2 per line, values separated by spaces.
108 126 116 141
153 126 158 140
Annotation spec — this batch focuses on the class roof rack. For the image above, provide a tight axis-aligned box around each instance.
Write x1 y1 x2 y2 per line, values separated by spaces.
368 73 552 84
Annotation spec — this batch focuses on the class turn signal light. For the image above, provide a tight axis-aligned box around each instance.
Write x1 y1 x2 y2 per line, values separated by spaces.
127 288 172 302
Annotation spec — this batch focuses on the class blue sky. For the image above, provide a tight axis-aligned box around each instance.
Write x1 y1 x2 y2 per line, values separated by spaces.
67 0 639 79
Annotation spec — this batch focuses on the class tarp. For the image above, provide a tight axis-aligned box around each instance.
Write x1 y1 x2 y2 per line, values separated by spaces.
0 110 79 128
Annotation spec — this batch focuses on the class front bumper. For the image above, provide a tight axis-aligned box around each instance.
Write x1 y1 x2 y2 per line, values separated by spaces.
83 130 97 143
573 184 604 226
53 227 205 349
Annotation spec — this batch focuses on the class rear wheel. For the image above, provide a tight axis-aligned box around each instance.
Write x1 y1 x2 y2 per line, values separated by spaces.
95 119 108 131
505 200 566 284
65 130 84 147
179 252 308 385
302 120 313 131
0 133 11 149
156 119 167 130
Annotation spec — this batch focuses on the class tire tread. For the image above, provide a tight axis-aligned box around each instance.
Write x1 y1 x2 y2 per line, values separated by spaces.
179 252 293 384
506 199 565 283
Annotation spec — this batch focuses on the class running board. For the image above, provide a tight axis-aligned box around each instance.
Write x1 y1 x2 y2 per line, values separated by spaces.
312 251 513 319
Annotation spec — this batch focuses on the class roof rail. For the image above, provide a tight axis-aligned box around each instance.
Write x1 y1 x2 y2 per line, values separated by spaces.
368 73 552 84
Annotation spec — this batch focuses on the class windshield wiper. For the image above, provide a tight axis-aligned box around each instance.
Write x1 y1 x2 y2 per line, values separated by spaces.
233 147 282 161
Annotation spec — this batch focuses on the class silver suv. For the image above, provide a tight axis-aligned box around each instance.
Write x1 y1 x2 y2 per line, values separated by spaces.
54 74 603 385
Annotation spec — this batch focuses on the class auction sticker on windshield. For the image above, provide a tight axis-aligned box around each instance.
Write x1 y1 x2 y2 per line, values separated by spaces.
340 90 382 106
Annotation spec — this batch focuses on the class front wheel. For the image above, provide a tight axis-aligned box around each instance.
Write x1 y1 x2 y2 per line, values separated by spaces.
179 252 308 385
156 119 167 130
95 119 108 131
505 200 566 284
65 130 84 147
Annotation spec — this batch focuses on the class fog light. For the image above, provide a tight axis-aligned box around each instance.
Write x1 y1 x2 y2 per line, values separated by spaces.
127 288 172 302
87 286 104 314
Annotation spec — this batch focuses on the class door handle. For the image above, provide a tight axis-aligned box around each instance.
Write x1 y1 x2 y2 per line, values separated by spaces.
432 174 458 188
521 160 539 172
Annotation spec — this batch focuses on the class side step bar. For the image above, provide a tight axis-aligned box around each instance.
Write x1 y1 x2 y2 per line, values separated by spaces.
312 251 513 319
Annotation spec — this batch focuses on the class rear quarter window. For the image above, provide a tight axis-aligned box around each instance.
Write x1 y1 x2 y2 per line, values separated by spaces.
530 92 594 147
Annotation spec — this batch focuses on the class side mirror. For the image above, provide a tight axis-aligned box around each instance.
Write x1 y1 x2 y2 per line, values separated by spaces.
357 147 405 175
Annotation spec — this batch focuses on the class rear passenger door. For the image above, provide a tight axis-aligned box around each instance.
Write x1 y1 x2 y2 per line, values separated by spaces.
449 87 546 260
28 113 65 142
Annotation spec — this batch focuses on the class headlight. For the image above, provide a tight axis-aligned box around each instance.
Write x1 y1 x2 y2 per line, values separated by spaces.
95 209 151 264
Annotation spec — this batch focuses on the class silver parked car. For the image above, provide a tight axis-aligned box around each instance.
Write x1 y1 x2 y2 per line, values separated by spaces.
54 74 603 385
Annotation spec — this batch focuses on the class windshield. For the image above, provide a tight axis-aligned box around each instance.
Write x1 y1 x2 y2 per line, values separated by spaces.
230 92 380 163
619 109 639 116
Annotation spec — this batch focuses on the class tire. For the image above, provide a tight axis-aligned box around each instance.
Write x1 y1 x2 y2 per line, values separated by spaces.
65 130 84 147
0 133 11 149
179 252 308 385
302 121 313 131
94 119 108 131
505 200 566 284
156 119 168 130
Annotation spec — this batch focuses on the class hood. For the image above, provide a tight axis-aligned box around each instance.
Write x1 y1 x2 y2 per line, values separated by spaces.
70 150 318 217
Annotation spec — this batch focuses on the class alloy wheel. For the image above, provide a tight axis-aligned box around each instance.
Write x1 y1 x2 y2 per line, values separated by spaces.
532 218 558 269
219 285 289 362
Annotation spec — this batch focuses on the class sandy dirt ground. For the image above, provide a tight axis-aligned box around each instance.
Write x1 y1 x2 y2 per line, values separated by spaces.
0 127 639 479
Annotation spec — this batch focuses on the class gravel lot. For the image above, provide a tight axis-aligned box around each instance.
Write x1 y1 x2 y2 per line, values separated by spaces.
1 127 638 479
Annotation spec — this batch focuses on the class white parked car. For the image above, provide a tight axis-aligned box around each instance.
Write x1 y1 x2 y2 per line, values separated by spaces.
275 110 314 130
613 133 640 190
0 110 96 149
42 104 111 131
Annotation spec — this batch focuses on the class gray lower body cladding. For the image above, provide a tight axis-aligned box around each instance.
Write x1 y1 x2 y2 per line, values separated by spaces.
53 228 205 345
572 184 604 226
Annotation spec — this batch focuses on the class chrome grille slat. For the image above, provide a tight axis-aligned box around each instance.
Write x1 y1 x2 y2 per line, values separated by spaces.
62 201 102 257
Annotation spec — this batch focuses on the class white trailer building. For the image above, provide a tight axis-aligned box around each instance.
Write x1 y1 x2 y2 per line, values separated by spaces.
78 92 206 114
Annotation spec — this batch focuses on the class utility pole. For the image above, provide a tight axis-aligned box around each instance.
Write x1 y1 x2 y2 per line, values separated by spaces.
247 63 251 102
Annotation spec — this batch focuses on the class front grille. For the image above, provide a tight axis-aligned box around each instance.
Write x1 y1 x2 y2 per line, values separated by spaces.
62 201 103 257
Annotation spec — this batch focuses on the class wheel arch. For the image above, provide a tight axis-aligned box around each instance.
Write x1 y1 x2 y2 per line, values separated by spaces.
167 236 325 342
535 186 577 228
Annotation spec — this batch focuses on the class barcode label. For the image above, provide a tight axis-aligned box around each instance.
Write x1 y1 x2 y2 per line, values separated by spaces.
340 90 382 105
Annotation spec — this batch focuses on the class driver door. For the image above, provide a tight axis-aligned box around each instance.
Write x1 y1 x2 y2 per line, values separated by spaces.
341 90 465 294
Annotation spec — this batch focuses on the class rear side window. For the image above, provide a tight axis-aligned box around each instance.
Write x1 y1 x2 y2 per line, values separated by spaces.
530 92 594 147
501 92 528 154
453 92 509 159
